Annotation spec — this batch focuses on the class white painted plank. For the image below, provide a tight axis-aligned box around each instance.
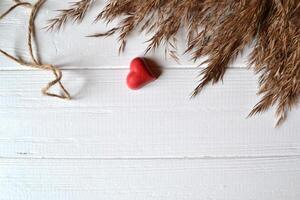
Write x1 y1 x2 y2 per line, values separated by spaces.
0 157 300 200
0 0 251 69
1 1 299 199
0 68 299 158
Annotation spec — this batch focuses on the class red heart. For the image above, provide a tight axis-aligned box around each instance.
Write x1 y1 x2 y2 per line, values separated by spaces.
126 57 157 90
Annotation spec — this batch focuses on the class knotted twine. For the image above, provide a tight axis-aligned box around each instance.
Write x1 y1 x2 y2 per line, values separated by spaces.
0 0 71 99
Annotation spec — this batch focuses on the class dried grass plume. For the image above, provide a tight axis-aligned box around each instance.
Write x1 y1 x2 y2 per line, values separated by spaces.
40 0 300 125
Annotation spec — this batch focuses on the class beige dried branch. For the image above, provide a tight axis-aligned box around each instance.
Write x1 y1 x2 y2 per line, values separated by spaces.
46 0 94 31
248 0 300 126
48 0 300 126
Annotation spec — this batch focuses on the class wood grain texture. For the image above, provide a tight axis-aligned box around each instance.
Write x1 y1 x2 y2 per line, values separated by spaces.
1 157 300 200
0 69 299 159
0 1 300 199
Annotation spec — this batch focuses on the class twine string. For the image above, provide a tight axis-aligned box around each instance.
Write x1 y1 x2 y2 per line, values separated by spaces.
0 0 71 99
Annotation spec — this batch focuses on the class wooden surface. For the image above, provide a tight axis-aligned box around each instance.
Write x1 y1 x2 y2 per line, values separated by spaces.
0 1 300 200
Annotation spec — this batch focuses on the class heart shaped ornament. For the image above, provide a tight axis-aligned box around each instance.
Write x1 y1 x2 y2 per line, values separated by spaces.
126 57 157 90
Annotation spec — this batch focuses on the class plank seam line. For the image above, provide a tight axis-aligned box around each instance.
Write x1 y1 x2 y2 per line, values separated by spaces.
0 66 248 71
1 154 300 161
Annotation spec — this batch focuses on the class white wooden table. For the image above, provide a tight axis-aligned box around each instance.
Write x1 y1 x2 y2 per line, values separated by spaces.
1 1 300 200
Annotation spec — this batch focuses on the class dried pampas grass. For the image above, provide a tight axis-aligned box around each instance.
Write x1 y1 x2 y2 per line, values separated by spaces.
47 0 300 125
46 0 94 30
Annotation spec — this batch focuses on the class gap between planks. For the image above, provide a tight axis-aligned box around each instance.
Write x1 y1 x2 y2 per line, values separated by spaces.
2 155 300 161
0 64 249 71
